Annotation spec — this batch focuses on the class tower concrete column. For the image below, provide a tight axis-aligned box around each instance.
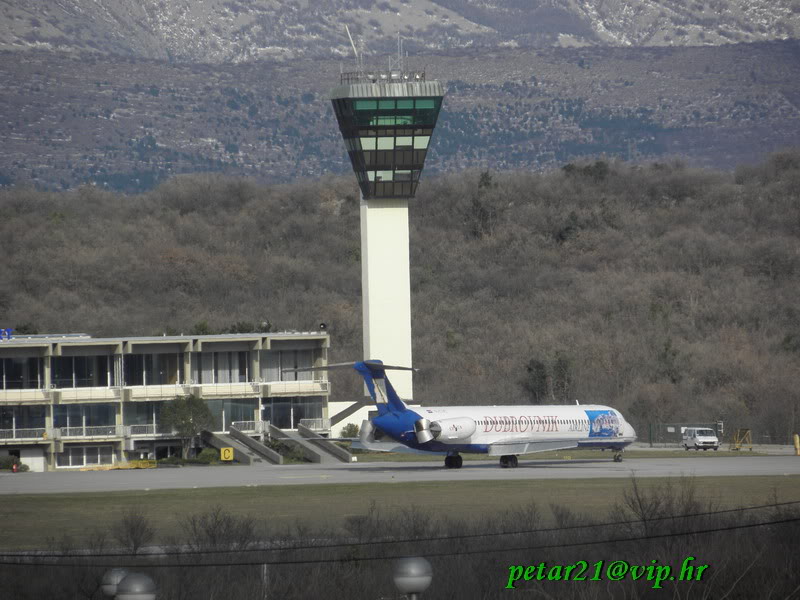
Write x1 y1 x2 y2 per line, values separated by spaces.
360 196 413 399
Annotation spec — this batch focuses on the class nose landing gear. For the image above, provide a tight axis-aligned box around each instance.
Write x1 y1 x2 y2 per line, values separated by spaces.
613 452 624 463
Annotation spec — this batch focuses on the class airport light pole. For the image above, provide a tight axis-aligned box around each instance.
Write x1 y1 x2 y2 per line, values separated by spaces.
393 557 433 600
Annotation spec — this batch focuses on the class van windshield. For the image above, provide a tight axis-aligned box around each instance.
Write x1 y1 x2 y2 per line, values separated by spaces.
697 429 716 436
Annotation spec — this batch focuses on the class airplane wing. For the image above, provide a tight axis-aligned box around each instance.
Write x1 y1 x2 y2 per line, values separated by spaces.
352 440 447 454
486 439 579 455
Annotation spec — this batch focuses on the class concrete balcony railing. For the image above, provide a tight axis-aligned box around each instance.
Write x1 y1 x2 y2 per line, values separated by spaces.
190 382 260 399
0 388 49 403
52 387 123 403
262 380 330 397
1 379 330 406
124 384 189 402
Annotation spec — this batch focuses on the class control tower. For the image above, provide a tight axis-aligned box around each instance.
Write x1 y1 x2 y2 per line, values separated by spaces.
330 60 444 400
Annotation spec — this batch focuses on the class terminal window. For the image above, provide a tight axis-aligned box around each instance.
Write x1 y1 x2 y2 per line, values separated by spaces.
56 445 114 468
0 357 43 389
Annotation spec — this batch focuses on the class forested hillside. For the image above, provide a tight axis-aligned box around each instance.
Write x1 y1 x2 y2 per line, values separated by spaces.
1 152 798 441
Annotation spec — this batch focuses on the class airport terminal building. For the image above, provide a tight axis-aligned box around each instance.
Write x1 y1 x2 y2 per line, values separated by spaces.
0 332 330 471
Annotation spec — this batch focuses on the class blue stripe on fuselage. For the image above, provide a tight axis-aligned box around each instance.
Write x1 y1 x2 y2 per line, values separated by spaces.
372 408 491 454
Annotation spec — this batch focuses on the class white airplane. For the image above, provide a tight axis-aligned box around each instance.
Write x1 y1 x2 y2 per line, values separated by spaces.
300 360 637 469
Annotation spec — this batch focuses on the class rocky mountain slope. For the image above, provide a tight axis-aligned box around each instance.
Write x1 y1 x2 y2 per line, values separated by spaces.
0 0 798 62
1 40 799 192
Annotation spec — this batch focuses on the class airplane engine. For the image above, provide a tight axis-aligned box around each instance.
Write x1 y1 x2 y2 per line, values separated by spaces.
433 417 477 441
414 418 435 443
414 417 476 444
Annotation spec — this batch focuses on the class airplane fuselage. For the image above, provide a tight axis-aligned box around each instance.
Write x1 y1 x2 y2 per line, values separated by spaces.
373 404 637 455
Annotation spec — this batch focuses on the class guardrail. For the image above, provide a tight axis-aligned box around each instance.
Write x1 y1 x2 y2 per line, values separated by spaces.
60 425 122 438
230 420 270 434
127 424 176 436
128 424 155 436
0 428 47 440
297 418 331 432
0 426 176 441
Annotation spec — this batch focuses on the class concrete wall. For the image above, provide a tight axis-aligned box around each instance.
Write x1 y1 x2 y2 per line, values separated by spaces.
21 447 46 472
0 447 46 472
329 402 372 438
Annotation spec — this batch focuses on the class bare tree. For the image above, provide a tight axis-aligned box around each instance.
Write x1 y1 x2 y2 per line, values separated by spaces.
112 507 155 555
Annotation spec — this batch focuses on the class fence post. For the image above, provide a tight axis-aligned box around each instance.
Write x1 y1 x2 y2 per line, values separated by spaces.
649 423 653 448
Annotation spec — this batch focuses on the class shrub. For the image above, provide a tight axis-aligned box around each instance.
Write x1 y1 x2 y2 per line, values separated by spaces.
263 437 309 463
340 423 360 438
195 448 219 464
0 456 17 470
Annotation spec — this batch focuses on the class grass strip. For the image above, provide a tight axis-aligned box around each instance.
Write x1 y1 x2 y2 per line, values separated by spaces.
1 475 798 550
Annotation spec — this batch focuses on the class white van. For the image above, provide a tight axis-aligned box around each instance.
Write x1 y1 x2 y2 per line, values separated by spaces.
682 427 720 451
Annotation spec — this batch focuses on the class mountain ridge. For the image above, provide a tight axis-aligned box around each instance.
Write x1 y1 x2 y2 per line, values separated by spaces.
1 0 798 63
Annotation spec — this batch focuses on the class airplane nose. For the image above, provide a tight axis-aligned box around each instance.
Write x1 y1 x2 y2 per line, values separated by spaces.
625 422 637 441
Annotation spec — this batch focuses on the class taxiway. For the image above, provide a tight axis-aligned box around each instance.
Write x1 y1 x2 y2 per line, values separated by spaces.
1 456 798 495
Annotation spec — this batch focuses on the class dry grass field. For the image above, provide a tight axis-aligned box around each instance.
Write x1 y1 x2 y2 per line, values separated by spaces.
2 474 798 551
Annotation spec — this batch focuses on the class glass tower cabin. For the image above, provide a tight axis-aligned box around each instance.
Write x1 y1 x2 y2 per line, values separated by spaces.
330 72 444 199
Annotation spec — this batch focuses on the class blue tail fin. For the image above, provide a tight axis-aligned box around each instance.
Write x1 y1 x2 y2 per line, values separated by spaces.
281 360 414 416
353 361 411 415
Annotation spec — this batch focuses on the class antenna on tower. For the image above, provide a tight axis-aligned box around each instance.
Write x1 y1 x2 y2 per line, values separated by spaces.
345 25 358 60
397 32 402 72
389 32 408 77
345 25 364 74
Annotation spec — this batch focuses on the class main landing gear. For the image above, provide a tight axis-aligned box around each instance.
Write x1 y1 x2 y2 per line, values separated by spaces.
444 454 463 469
499 455 519 468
